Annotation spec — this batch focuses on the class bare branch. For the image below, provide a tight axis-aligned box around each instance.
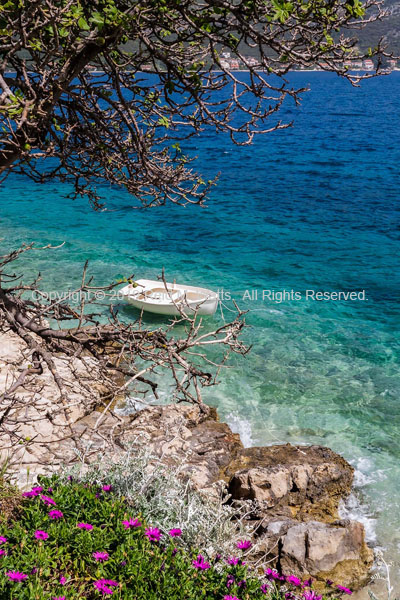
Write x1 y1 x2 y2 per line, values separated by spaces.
0 243 247 472
0 0 392 207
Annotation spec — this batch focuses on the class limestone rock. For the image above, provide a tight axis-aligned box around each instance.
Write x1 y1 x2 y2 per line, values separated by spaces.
117 404 243 492
269 519 372 591
226 444 354 522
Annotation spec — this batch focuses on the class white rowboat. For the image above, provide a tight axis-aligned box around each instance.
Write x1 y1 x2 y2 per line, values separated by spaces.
119 278 218 316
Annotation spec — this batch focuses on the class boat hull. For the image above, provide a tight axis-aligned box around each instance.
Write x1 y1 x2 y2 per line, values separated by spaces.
119 279 218 316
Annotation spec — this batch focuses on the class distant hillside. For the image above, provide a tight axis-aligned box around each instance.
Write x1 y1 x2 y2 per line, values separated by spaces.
355 2 400 56
116 5 400 68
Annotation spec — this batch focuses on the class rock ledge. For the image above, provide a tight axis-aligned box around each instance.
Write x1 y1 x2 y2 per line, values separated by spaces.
1 395 372 590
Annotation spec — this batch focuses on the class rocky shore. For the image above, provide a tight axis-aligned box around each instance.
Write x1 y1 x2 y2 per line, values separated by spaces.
111 404 373 591
0 329 373 591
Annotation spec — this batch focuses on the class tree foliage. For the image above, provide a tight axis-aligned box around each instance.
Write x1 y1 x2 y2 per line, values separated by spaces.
0 0 389 208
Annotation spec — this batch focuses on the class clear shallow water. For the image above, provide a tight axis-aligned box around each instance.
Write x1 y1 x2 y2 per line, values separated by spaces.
1 72 399 586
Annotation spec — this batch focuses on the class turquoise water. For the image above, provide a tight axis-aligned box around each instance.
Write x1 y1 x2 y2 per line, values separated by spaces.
1 72 399 585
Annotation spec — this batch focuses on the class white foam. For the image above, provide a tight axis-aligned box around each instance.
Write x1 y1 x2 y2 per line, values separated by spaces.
338 456 384 545
354 469 376 487
355 456 374 474
226 412 254 448
339 493 377 544
352 456 387 488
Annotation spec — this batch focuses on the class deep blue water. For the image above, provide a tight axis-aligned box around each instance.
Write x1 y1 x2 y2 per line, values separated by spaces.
1 72 399 584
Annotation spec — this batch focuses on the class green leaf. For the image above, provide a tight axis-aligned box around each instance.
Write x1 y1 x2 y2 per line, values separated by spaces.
157 116 170 128
78 16 90 30
90 12 104 28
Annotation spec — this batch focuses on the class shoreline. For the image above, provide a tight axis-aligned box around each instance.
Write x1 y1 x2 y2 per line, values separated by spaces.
5 68 400 75
0 326 376 593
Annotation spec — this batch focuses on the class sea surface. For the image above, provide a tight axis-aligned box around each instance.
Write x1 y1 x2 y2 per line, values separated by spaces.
0 72 399 589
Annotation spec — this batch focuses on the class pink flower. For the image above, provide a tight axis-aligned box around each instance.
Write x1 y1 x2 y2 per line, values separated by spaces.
23 486 43 498
34 530 49 540
192 554 211 570
144 527 162 542
40 495 56 506
224 596 241 600
93 551 109 562
265 568 281 580
303 592 322 600
0 536 7 544
48 510 64 519
6 571 28 581
77 522 93 530
122 518 141 529
102 485 112 492
23 491 35 498
0 549 6 557
225 556 240 565
169 528 182 537
59 575 67 585
287 575 302 586
261 583 270 594
337 585 353 595
93 579 119 595
52 597 66 600
236 539 252 550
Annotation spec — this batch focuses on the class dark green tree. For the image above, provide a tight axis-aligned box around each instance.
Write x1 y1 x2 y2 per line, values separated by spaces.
0 0 388 208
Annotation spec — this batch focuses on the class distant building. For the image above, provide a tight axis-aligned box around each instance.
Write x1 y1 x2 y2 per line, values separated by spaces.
344 59 363 70
246 56 260 67
218 57 241 70
363 59 374 71
388 59 397 70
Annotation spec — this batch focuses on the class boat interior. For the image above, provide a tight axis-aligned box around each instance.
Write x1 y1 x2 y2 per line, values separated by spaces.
135 287 184 302
134 287 209 305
